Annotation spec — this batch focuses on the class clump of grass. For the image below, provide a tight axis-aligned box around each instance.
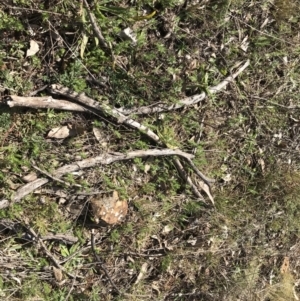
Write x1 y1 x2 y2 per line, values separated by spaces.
274 0 297 22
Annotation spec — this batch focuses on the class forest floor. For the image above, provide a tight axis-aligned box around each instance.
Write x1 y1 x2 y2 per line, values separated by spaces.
1 0 300 300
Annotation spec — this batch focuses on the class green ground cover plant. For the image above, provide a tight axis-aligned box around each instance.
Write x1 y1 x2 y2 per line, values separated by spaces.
1 0 300 300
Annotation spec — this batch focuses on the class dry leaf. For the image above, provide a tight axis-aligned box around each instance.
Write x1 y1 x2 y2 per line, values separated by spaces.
93 126 102 142
144 164 150 174
197 180 214 206
0 199 9 209
22 172 37 183
280 257 289 274
47 124 84 139
134 262 148 285
90 190 128 225
119 27 137 45
53 266 63 282
26 40 39 57
6 178 20 190
80 33 89 59
162 224 173 234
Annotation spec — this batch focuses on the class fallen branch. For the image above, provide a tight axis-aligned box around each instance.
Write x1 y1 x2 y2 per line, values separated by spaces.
7 95 88 112
9 148 197 204
49 84 161 143
8 60 249 117
5 60 249 203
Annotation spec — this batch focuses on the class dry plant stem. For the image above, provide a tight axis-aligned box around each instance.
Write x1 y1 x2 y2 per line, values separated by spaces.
82 0 108 49
11 149 195 203
7 95 88 112
117 60 250 115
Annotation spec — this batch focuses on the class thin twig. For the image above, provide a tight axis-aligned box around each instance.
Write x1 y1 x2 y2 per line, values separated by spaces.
27 227 83 279
173 158 205 200
31 161 82 188
192 116 205 155
91 229 121 294
252 96 300 109
28 85 48 96
64 274 77 301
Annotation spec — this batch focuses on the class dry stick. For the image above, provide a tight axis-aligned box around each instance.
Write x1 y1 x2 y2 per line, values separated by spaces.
11 149 195 204
41 234 78 245
7 95 88 112
116 60 250 116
